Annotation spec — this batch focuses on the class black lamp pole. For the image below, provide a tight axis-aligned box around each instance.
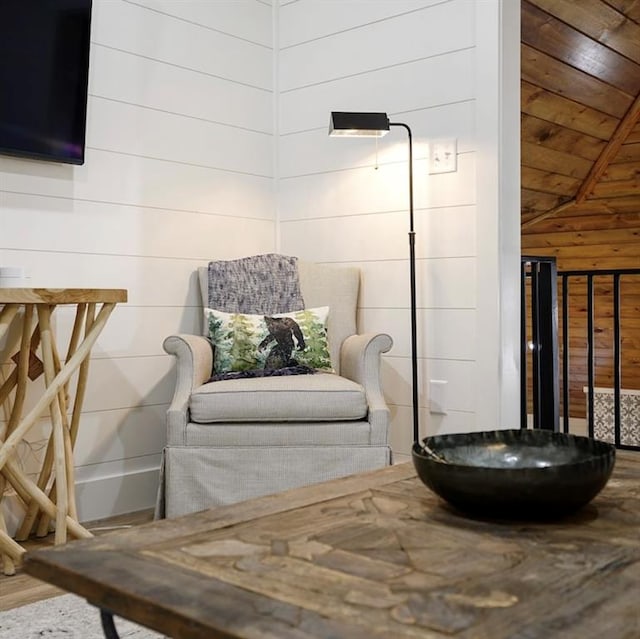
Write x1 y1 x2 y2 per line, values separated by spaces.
329 112 419 444
390 122 419 445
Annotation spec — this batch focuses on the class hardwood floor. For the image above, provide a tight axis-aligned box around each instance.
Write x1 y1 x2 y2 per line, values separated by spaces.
0 509 154 612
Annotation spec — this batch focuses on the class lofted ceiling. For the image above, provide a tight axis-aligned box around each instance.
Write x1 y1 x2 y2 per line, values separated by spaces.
521 0 640 233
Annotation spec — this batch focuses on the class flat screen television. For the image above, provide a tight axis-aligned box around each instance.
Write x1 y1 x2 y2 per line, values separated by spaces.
0 0 92 165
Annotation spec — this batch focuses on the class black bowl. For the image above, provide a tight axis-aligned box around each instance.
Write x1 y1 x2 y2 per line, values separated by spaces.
412 429 616 519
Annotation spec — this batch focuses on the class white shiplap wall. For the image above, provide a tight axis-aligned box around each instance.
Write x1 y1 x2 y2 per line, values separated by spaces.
277 0 520 455
0 0 276 525
0 0 520 524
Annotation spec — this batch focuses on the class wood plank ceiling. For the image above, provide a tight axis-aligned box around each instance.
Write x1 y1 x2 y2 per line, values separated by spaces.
521 0 640 272
521 0 640 414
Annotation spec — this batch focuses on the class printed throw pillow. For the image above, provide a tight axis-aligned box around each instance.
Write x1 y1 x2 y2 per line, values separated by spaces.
204 306 333 374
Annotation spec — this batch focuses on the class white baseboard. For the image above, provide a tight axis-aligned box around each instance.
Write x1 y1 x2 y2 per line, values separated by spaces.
75 465 160 524
2 464 160 538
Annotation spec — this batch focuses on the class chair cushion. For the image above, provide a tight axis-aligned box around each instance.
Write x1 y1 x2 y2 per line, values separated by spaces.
199 260 360 376
189 372 367 423
204 306 333 374
206 253 304 313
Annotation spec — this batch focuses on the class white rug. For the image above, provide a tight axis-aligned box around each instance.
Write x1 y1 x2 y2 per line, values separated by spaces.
0 594 166 638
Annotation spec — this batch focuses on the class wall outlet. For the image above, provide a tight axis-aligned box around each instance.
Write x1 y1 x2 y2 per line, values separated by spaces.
429 139 457 174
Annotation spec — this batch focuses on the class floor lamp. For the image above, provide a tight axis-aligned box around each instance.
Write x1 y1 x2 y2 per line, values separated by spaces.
329 111 420 445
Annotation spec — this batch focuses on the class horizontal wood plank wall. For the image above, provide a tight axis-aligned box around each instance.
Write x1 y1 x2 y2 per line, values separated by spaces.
521 0 640 422
0 0 276 524
277 0 484 454
523 216 640 420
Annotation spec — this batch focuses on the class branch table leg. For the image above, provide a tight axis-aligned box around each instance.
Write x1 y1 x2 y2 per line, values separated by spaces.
35 303 89 537
0 289 126 574
37 304 69 544
0 303 33 572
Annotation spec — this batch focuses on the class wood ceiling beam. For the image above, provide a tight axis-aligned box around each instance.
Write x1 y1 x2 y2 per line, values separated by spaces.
521 199 576 230
575 93 640 203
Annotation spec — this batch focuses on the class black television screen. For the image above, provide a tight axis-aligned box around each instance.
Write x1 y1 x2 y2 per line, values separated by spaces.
0 0 92 165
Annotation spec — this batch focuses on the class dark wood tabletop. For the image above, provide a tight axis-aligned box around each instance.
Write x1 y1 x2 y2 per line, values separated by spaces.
24 451 640 639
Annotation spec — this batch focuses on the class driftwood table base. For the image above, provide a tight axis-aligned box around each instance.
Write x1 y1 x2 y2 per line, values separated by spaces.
0 288 127 574
24 452 640 639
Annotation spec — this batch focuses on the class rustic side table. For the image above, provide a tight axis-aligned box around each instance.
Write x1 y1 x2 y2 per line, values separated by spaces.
0 288 127 575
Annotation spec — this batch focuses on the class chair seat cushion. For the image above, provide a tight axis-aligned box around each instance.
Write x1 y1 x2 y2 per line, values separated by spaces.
189 372 367 423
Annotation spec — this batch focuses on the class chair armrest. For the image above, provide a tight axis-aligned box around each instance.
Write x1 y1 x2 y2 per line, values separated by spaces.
163 334 213 444
340 333 393 431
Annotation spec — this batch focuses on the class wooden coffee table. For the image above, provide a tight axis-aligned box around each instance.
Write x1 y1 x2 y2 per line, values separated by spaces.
24 453 640 638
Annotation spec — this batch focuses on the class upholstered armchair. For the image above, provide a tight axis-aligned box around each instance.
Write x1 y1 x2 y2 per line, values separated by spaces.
157 255 393 518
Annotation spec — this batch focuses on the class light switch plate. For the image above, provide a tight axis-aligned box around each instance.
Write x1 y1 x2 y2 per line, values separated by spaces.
429 379 448 414
429 139 457 174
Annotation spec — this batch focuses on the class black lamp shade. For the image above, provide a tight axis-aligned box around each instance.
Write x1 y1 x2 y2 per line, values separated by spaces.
329 111 390 137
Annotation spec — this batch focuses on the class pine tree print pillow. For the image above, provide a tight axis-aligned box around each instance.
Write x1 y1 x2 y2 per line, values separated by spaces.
204 306 334 374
